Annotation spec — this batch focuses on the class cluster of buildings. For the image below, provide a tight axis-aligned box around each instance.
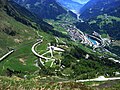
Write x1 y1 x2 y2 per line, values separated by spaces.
59 23 111 50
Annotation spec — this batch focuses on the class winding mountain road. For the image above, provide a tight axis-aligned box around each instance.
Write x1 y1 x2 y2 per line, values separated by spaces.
31 39 51 60
0 50 14 62
108 58 120 64
76 76 120 82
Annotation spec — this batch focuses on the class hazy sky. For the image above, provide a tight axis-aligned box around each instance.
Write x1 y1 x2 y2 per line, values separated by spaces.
72 0 90 4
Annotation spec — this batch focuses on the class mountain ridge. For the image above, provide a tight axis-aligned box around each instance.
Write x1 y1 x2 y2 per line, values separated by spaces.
13 0 76 19
80 0 120 20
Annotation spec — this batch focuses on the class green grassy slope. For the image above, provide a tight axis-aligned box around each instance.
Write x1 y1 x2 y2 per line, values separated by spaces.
0 0 58 76
0 10 36 54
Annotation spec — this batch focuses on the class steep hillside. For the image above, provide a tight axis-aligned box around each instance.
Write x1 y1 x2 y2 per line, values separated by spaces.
76 15 120 40
0 0 7 7
77 0 120 39
77 0 120 40
0 0 70 78
80 0 120 20
13 0 74 19
1 0 120 89
7 1 53 30
0 0 55 55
